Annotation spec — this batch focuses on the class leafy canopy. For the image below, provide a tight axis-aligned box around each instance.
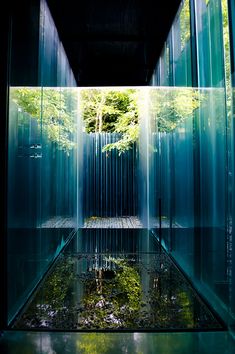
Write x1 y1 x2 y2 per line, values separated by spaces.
11 87 77 154
80 88 139 154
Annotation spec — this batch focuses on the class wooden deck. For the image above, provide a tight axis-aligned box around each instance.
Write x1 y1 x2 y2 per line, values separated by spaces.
84 216 143 228
39 216 143 229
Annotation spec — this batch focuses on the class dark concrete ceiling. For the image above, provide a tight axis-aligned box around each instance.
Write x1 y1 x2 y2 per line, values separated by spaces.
47 0 181 86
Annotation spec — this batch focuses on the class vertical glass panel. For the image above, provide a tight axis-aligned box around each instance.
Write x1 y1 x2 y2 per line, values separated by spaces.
140 86 231 328
7 0 78 324
81 88 139 221
138 89 149 227
172 0 192 86
152 0 192 86
159 41 171 86
83 132 137 218
198 87 228 309
194 0 225 87
147 88 196 258
148 0 233 331
227 0 235 323
39 86 78 259
7 87 42 322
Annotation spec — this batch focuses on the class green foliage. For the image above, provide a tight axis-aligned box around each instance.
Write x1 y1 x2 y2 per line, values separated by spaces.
108 257 142 312
180 0 190 51
76 333 114 354
78 257 142 329
11 86 204 156
102 123 139 155
76 333 140 354
81 89 139 154
221 0 232 127
147 262 195 328
15 256 76 328
15 254 205 332
41 256 75 309
11 87 77 154
149 88 202 132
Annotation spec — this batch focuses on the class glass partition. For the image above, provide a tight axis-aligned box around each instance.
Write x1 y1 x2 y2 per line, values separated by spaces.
152 0 192 87
228 0 235 320
139 85 232 329
7 0 79 323
148 0 234 333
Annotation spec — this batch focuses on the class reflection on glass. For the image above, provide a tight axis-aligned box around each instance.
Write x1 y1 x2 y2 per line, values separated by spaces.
7 87 78 323
7 0 80 324
148 0 234 333
153 0 192 86
139 86 230 325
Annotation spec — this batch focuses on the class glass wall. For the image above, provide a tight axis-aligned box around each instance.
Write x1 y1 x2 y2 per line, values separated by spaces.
83 133 137 218
6 0 235 334
7 0 80 323
144 0 234 332
151 0 192 87
228 0 235 320
194 0 225 87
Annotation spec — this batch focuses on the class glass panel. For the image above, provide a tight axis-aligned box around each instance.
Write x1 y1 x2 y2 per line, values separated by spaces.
1 331 235 354
139 86 232 329
194 0 225 87
227 0 235 322
172 0 192 86
152 0 192 87
7 0 78 324
148 0 234 333
7 88 42 322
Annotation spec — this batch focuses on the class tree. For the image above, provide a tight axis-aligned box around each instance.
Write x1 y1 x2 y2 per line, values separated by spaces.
148 88 202 132
180 0 190 51
81 88 139 154
11 87 77 154
77 257 142 329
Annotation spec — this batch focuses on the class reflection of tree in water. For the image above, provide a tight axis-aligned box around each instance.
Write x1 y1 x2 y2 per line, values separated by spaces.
76 333 145 354
78 257 142 329
77 255 199 330
14 253 219 330
147 259 195 329
76 333 114 354
15 256 76 329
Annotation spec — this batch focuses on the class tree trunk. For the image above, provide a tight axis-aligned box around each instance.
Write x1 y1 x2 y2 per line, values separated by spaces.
95 93 105 133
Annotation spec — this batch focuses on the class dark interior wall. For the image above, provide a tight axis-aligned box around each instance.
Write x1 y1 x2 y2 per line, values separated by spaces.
0 1 11 330
10 0 41 86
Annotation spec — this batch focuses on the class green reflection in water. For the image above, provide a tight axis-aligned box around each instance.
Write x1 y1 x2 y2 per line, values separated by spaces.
13 250 222 331
78 257 142 329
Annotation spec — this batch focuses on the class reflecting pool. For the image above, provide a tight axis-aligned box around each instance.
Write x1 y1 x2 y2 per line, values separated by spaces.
12 230 224 331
